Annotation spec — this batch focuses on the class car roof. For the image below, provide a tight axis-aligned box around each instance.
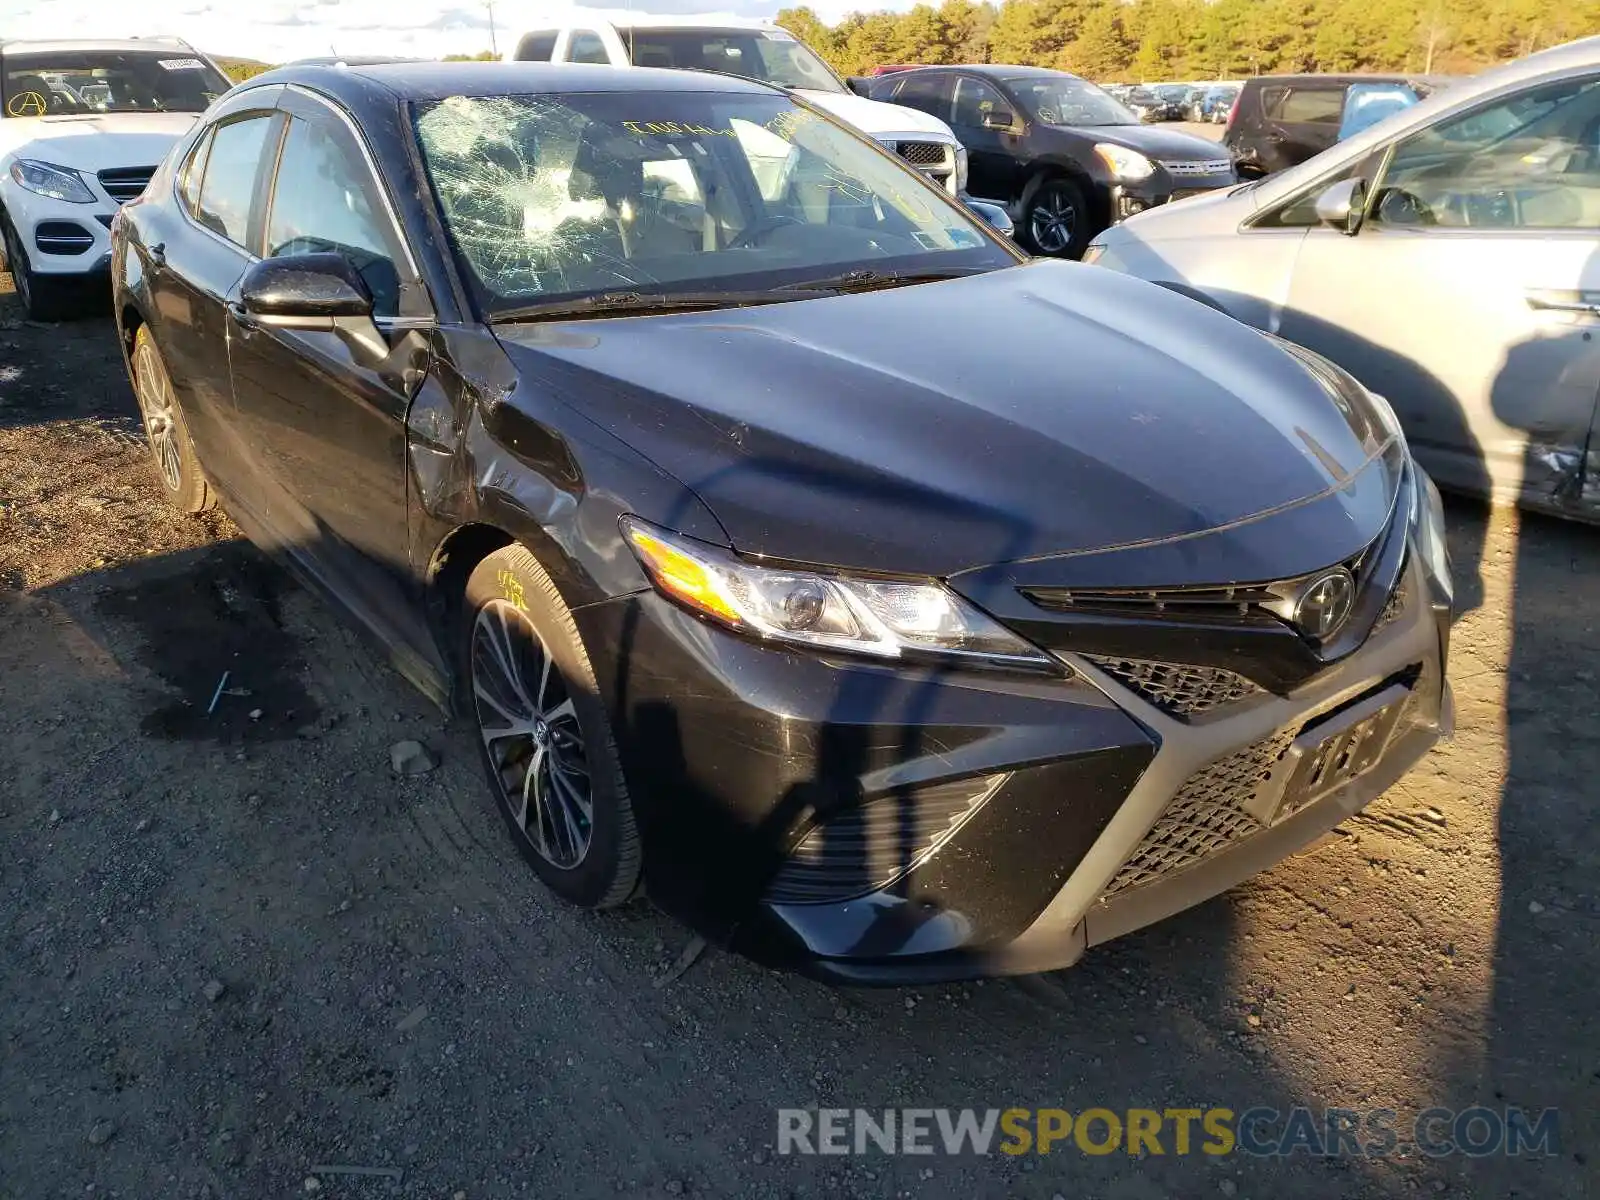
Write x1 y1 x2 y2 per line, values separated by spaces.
1242 72 1443 86
519 11 779 31
0 38 197 55
889 64 1085 82
242 60 782 104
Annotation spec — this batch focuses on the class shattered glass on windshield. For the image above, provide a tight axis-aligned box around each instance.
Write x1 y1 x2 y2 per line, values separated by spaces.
412 90 1006 313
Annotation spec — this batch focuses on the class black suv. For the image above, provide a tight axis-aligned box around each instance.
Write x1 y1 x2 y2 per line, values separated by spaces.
1224 73 1451 176
870 65 1234 258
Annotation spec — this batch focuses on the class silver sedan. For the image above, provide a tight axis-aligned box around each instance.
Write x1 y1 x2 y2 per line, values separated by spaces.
1085 36 1600 522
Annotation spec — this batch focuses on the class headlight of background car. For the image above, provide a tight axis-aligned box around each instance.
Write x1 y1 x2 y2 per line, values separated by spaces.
1093 144 1154 182
9 159 97 204
622 517 1057 671
954 143 969 192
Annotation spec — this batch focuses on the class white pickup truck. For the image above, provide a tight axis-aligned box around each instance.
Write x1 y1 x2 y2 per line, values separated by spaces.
0 37 231 319
506 14 969 198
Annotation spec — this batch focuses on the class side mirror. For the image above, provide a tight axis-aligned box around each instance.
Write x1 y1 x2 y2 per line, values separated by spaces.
1313 177 1367 236
964 198 1013 238
845 77 872 97
238 253 387 359
981 109 1015 132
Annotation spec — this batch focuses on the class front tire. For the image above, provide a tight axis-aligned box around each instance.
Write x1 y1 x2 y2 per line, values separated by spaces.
1022 177 1091 259
462 544 641 909
130 325 215 513
2 217 76 322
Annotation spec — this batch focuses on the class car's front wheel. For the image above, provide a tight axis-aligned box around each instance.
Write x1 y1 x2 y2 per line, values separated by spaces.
130 325 215 513
2 216 75 322
1022 177 1091 259
462 544 641 909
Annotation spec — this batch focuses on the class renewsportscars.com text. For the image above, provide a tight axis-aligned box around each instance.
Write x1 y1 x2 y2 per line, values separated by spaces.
777 1106 1560 1159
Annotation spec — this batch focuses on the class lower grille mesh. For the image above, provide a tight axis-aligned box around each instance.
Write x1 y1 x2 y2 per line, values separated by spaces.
1105 729 1295 895
765 774 1004 905
1085 656 1263 716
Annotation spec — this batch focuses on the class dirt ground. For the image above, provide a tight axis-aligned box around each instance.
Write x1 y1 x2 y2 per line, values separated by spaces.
1 279 1596 1200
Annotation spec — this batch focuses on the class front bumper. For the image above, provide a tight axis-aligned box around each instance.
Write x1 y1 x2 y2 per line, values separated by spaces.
1110 170 1235 222
1 185 118 277
579 497 1453 985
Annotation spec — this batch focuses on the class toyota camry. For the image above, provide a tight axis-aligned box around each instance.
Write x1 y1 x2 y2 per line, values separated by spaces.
110 61 1454 984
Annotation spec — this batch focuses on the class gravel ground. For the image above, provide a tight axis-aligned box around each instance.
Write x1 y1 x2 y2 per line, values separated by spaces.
1 279 1596 1200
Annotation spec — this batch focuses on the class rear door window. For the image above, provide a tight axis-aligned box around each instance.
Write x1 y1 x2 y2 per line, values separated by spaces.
889 74 952 123
567 32 610 65
194 113 276 247
515 31 558 61
1264 85 1347 125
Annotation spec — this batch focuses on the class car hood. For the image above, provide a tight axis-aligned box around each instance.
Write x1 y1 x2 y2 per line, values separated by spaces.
797 89 956 140
0 112 198 171
494 260 1395 578
1065 122 1231 161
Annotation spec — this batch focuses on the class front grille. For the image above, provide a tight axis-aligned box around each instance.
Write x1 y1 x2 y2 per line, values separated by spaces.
896 140 950 167
1084 655 1263 717
1105 728 1296 895
1021 547 1371 629
97 167 156 204
34 221 94 256
1376 563 1409 629
764 774 1005 905
1023 582 1281 624
1160 158 1233 176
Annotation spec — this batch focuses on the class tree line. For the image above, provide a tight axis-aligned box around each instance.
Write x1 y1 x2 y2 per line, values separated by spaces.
776 0 1600 81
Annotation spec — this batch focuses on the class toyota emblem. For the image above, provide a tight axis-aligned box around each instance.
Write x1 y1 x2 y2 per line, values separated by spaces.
1294 568 1356 641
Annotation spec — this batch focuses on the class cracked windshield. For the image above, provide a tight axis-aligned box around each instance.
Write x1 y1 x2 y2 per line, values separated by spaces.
412 91 1012 314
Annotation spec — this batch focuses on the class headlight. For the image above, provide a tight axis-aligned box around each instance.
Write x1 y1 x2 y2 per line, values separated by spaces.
622 517 1057 671
9 159 97 204
1411 469 1453 603
953 143 969 192
1093 143 1154 182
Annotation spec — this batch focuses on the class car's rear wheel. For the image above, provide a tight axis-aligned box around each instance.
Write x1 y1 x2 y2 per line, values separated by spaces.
2 217 75 322
130 324 214 513
462 544 641 909
1022 177 1090 259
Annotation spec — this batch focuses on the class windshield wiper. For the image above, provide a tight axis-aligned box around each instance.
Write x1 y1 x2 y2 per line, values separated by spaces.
487 288 830 324
778 267 989 295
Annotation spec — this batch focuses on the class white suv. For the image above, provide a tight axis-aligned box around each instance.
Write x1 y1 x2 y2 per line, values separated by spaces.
0 38 232 319
508 14 968 196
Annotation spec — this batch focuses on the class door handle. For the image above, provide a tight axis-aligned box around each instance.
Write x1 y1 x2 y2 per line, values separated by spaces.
227 300 260 331
1526 290 1600 317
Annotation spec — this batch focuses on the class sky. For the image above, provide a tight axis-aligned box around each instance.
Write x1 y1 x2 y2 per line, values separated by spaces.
1 0 898 62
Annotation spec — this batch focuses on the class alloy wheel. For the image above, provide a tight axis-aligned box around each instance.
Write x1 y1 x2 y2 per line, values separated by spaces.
1029 186 1078 255
470 599 593 869
133 338 184 491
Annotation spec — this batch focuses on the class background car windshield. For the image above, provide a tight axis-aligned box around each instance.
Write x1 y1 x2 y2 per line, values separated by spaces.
413 91 1011 313
1009 78 1138 127
626 31 845 93
1 52 228 117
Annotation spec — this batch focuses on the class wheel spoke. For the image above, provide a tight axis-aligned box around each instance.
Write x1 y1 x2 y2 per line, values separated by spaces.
469 595 594 871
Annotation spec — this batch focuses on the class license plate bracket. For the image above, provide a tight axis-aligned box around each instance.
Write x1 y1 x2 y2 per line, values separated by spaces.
1242 682 1411 827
